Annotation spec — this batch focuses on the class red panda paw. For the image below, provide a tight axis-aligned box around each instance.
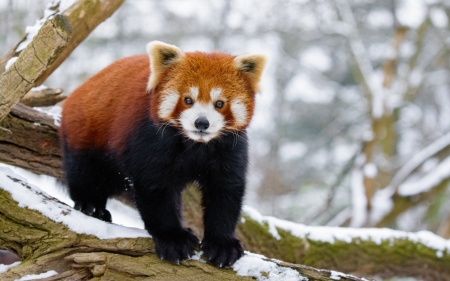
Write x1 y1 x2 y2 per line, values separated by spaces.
152 228 200 265
201 236 244 267
73 201 112 223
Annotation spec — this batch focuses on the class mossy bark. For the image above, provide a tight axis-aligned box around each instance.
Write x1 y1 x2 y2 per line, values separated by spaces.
0 179 367 281
183 186 450 281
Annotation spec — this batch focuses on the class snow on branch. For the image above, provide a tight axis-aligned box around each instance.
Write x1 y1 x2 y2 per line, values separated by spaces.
389 131 450 191
333 0 383 118
243 205 450 258
15 0 77 53
0 168 370 281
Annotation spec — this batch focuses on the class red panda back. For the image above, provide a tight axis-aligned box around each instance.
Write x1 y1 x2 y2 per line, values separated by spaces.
61 55 150 152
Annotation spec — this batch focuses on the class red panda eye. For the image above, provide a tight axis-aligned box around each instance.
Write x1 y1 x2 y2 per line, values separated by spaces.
184 97 193 105
215 101 224 109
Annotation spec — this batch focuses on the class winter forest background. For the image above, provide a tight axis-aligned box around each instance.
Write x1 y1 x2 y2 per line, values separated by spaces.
2 0 450 260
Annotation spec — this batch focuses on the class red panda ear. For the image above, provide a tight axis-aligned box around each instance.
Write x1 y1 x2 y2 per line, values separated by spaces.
146 41 184 91
234 54 267 93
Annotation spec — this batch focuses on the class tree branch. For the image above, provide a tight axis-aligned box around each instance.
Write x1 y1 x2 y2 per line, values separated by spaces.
0 103 62 178
0 15 71 121
21 87 65 107
0 174 369 281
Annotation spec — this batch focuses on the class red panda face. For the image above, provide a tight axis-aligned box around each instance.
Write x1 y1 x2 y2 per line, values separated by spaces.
146 42 266 143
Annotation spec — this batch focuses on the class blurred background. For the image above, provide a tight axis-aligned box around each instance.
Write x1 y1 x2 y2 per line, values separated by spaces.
2 0 450 238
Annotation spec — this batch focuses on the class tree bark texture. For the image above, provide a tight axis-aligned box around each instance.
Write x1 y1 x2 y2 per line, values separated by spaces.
21 87 65 107
0 103 62 178
0 179 367 281
1 105 450 280
34 0 125 86
0 15 71 121
0 0 125 80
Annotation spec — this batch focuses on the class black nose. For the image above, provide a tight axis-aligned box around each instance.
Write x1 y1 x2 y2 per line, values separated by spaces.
195 117 209 131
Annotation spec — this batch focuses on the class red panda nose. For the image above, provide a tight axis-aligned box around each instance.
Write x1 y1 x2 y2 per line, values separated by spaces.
195 117 209 131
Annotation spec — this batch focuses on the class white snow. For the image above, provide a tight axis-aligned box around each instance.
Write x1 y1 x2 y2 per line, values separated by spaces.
0 262 21 274
363 163 377 178
369 187 394 225
366 9 394 28
350 167 367 227
430 7 448 28
242 205 450 257
398 156 450 196
388 131 450 190
59 0 77 12
330 270 344 280
0 167 149 239
396 0 427 29
300 46 332 72
34 106 61 126
233 252 307 281
5 57 18 71
190 251 206 263
30 85 48 91
16 270 58 280
15 0 76 52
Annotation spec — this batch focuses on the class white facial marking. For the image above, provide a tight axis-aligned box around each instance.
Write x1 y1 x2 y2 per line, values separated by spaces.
231 99 247 126
158 91 179 119
189 87 199 100
210 88 222 101
179 102 225 142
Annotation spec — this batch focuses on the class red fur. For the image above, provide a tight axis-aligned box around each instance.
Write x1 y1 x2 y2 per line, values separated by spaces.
61 52 259 153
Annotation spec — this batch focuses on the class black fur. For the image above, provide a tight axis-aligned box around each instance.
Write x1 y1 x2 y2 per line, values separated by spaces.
63 117 247 267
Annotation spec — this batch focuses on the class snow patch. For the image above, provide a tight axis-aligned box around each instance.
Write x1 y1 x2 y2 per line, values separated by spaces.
190 251 206 263
389 131 450 192
363 163 377 178
396 0 427 28
15 0 76 52
330 270 343 280
0 167 149 239
34 106 61 126
31 85 48 91
233 252 307 281
430 7 448 28
0 261 21 274
399 156 450 196
5 57 17 71
16 270 58 280
242 205 450 257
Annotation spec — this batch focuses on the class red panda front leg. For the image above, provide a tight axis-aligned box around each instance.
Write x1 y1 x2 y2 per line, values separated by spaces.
200 176 246 267
134 183 200 264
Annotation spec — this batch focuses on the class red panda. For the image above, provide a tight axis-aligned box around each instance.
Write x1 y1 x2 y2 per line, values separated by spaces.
60 41 266 267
